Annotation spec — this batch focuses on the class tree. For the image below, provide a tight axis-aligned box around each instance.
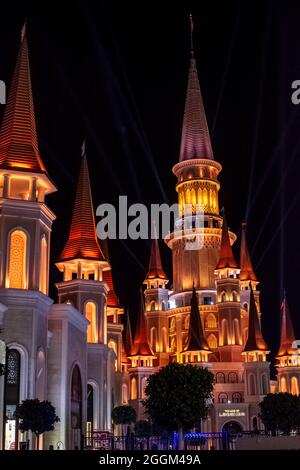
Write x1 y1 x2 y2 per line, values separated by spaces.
112 405 136 435
259 393 300 435
15 399 60 450
143 362 214 448
135 420 152 437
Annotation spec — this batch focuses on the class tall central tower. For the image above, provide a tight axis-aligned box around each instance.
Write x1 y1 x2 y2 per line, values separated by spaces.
166 44 235 305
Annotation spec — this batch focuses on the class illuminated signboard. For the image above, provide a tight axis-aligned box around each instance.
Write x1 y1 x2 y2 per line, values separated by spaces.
218 409 245 417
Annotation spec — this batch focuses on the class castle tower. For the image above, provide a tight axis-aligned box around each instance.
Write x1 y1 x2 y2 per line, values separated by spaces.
55 146 114 433
0 25 56 449
181 285 211 364
215 213 242 361
143 238 169 366
276 292 300 395
241 285 270 403
128 291 156 418
166 28 236 305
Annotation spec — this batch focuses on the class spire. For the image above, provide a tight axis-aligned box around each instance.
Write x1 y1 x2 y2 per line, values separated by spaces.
240 223 257 282
145 237 167 280
0 22 47 174
215 212 238 269
59 147 105 262
130 291 154 357
185 285 210 352
277 292 297 356
243 284 268 353
179 18 214 162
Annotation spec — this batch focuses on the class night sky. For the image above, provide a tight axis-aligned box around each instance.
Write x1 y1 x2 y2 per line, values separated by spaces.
1 1 300 370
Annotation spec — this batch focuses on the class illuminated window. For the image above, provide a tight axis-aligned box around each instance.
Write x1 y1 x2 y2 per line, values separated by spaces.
108 340 117 371
150 327 157 352
161 327 168 352
232 392 242 403
170 337 176 353
8 230 27 289
131 377 137 400
208 334 217 349
206 314 217 329
261 374 268 395
232 291 238 302
233 319 240 345
218 393 228 403
228 372 238 384
280 376 287 393
150 301 156 311
216 372 225 384
122 384 128 404
221 319 229 346
291 377 299 396
85 302 97 343
39 236 47 294
221 292 226 303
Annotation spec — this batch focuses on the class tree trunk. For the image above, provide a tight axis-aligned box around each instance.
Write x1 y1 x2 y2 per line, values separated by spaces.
178 428 185 450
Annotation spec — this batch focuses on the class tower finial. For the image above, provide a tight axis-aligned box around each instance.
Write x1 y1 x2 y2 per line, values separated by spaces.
189 13 194 56
21 20 27 42
81 139 86 157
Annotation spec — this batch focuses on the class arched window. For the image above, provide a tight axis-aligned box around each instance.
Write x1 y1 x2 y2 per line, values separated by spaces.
208 334 218 349
232 291 238 302
216 372 225 384
233 319 240 345
108 340 117 371
161 327 168 352
261 374 268 395
232 392 242 403
85 302 97 343
161 301 166 311
71 366 82 449
8 229 28 289
249 374 256 395
252 416 258 430
280 376 287 393
291 377 299 396
185 315 190 330
122 383 128 404
218 393 228 403
228 372 238 383
170 318 176 331
221 319 229 346
39 236 47 294
4 349 20 450
150 327 157 352
243 303 248 311
131 377 137 400
170 337 176 353
150 301 156 311
221 292 226 303
206 314 217 329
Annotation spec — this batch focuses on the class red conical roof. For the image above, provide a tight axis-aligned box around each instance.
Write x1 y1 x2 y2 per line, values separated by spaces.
130 291 154 357
216 213 238 269
146 238 167 280
184 285 210 353
122 313 133 364
277 293 297 356
243 284 268 353
0 25 47 174
59 153 105 262
240 223 257 282
179 57 214 162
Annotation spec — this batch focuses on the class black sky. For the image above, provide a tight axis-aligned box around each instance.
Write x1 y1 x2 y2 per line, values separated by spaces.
1 1 300 369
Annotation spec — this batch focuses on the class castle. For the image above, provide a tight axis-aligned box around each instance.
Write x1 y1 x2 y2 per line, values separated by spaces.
0 25 300 450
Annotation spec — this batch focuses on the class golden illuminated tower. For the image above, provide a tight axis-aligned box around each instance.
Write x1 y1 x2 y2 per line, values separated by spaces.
276 293 300 395
166 46 235 304
215 213 242 361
